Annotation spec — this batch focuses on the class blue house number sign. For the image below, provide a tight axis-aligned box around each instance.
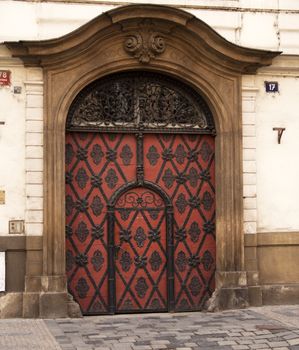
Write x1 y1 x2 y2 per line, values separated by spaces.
265 81 279 92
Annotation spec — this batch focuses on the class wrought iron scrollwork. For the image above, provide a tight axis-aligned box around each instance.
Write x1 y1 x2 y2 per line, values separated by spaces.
75 278 89 299
116 191 164 209
146 145 160 165
90 144 104 164
66 72 215 134
149 251 162 271
188 277 202 297
76 221 89 243
175 251 187 272
90 196 104 216
120 251 132 272
75 168 88 189
134 227 147 248
92 225 104 239
135 277 149 298
91 250 104 272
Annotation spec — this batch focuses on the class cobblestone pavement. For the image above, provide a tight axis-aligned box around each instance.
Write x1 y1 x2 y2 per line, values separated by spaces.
0 319 61 350
1 306 299 350
43 305 299 350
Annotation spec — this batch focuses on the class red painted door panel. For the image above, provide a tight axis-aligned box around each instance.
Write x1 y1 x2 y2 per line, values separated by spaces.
65 132 136 314
144 134 215 311
114 188 167 312
66 132 215 315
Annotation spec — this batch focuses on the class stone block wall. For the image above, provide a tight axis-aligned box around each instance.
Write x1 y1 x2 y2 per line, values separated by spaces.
24 69 44 236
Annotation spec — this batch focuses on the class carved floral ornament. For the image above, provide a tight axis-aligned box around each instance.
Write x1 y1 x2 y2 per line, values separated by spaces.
124 21 166 64
124 33 165 64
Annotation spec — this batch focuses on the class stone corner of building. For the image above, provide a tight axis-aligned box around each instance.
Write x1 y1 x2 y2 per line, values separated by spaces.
0 292 23 318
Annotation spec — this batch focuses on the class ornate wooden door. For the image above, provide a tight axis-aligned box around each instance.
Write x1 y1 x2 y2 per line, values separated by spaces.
113 188 168 313
65 132 137 314
65 71 216 315
144 134 215 311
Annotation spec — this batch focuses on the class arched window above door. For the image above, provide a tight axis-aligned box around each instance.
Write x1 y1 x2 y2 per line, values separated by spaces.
66 72 215 134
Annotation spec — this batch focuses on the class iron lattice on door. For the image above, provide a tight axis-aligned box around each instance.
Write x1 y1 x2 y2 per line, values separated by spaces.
65 132 215 315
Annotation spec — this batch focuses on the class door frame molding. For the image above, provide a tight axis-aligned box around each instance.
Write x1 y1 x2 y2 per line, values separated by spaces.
6 4 280 316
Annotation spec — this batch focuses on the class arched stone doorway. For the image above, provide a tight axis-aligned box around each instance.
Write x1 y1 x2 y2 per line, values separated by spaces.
65 71 216 314
5 4 279 317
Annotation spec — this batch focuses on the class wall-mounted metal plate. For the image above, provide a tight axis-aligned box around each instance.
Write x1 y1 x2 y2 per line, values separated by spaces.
0 70 11 86
0 191 5 205
13 86 22 94
265 81 279 92
9 220 24 234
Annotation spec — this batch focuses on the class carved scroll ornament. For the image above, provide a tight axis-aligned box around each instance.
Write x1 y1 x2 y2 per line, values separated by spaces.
124 20 165 64
124 32 165 64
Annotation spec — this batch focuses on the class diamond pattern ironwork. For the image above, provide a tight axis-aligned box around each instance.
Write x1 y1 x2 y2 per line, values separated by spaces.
66 130 215 315
75 167 89 189
76 221 89 243
144 134 215 311
114 188 168 312
65 132 136 315
120 144 133 165
90 144 104 165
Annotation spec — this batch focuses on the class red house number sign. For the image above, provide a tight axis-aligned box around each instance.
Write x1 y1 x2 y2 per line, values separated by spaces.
0 71 11 86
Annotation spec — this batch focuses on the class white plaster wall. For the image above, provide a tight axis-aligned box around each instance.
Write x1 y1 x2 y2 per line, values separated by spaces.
189 9 241 44
0 53 26 235
239 12 279 50
0 46 43 236
255 67 299 232
0 252 5 291
0 1 299 53
242 57 299 233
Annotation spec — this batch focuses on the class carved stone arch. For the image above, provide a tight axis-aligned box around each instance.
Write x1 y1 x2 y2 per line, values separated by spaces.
5 4 280 317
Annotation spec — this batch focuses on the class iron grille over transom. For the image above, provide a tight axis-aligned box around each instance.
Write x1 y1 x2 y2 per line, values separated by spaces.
66 72 215 134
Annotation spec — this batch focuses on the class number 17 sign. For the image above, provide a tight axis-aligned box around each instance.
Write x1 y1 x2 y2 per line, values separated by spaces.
0 70 11 86
265 81 278 93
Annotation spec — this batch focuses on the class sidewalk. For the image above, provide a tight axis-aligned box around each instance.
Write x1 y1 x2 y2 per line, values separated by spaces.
0 319 60 350
0 305 299 350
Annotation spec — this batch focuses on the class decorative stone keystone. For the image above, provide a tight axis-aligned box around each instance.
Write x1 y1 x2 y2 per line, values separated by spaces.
124 20 165 64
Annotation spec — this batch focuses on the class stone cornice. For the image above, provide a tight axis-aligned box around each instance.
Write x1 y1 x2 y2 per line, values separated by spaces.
4 4 280 73
257 55 299 76
245 232 299 247
11 1 299 14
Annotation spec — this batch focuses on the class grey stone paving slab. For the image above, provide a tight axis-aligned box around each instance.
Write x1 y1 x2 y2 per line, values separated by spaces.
42 306 299 350
0 319 61 350
1 305 299 349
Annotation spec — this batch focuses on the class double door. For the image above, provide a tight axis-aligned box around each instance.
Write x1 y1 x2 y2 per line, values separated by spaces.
65 132 215 314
